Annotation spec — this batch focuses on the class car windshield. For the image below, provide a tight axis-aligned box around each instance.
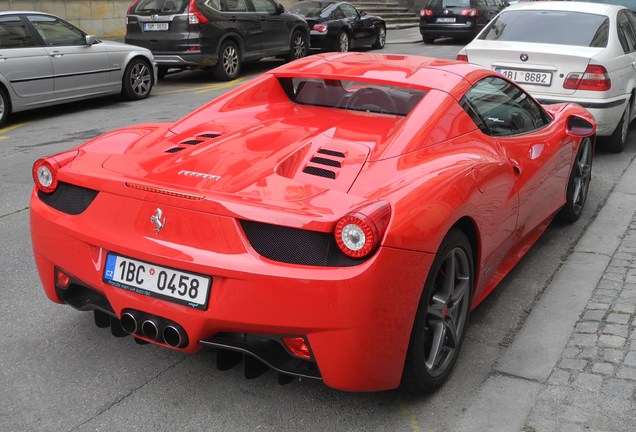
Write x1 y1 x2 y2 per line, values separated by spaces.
289 1 329 17
131 0 189 14
279 78 426 116
479 10 609 47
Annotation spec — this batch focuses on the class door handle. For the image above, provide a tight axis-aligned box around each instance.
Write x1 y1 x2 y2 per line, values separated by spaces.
49 51 63 58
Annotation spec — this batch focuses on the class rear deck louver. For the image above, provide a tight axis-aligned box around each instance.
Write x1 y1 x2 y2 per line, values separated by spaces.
302 148 345 179
164 133 221 153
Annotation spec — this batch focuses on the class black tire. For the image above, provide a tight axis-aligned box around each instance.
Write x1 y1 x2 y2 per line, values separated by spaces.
157 66 169 80
336 31 350 52
0 87 10 126
401 229 473 394
285 30 308 62
603 101 630 153
372 26 386 49
423 36 435 44
557 136 593 223
121 58 153 100
214 40 241 81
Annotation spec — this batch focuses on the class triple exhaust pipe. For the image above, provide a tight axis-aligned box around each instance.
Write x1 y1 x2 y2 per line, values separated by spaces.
120 310 188 348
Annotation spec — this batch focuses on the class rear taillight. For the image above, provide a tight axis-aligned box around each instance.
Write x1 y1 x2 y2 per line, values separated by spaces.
32 150 78 194
563 64 611 91
312 24 328 33
126 0 137 15
420 9 433 17
460 8 479 16
334 201 390 259
456 54 468 62
188 0 209 24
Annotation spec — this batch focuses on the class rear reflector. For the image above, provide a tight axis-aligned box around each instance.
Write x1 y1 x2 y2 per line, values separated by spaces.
456 54 468 62
282 337 312 359
56 269 70 288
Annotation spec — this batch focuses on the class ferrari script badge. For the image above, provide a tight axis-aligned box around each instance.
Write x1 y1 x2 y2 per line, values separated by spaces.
150 208 166 235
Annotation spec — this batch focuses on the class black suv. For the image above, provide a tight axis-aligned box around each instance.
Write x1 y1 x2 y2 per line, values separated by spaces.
125 0 309 80
419 0 506 44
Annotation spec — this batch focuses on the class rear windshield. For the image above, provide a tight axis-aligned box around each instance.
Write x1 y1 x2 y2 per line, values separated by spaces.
426 0 471 8
279 78 426 116
288 2 328 18
479 10 609 47
131 0 189 15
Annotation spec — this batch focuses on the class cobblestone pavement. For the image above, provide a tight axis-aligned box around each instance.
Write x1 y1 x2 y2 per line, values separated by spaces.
524 214 636 431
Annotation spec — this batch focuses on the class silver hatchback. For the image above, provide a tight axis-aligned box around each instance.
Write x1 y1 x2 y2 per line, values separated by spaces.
0 11 157 126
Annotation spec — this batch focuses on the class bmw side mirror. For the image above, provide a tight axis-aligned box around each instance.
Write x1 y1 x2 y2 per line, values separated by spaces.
85 35 96 45
276 3 285 14
566 115 596 137
361 11 367 16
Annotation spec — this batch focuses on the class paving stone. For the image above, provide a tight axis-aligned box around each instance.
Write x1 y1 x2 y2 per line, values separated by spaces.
600 273 623 283
582 310 605 321
548 369 572 386
606 267 628 278
572 373 603 392
571 333 598 347
598 335 627 349
617 366 636 380
612 303 636 314
603 349 625 363
602 324 630 338
592 362 615 375
606 313 630 324
559 424 586 432
562 346 580 359
561 358 587 371
586 302 611 311
597 279 623 290
575 321 599 334
624 351 636 367
602 379 635 398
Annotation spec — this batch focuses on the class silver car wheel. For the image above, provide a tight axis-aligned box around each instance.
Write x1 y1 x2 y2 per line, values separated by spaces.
338 32 349 52
291 32 306 59
222 45 239 77
571 137 592 215
129 63 151 97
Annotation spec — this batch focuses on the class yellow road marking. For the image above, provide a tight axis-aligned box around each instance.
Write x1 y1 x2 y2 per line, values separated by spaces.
399 399 422 432
0 121 28 135
155 77 248 96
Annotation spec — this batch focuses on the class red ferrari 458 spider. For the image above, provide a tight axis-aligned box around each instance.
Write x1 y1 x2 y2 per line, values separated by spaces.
30 52 596 393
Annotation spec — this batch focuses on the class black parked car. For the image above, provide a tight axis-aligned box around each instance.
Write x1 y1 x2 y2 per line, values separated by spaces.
419 0 506 44
125 0 309 80
288 1 386 52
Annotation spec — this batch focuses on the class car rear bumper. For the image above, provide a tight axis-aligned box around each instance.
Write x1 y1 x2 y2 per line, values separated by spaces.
153 53 217 68
30 188 434 392
420 22 478 39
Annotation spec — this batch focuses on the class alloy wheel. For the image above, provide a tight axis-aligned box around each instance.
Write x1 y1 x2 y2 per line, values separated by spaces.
571 138 592 215
129 63 151 97
291 33 306 59
223 46 239 77
339 33 349 52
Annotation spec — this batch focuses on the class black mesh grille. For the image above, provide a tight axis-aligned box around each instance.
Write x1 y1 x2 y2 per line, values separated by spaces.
165 147 184 153
38 182 99 215
317 149 345 158
310 156 341 168
198 133 220 139
240 220 366 267
181 139 203 145
302 166 336 179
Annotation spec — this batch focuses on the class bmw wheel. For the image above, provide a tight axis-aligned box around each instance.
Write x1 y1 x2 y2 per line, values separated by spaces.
0 87 9 126
604 100 631 153
214 40 241 81
285 30 308 62
401 229 473 394
337 31 350 52
372 26 386 49
121 58 153 100
557 137 593 223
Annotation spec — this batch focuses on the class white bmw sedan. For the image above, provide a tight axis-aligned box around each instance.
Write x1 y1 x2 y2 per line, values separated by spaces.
457 2 636 152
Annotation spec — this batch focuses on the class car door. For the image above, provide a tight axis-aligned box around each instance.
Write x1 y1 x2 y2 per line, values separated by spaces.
0 15 54 100
616 10 636 113
340 3 372 43
249 0 288 55
25 14 113 98
219 0 262 60
463 76 566 240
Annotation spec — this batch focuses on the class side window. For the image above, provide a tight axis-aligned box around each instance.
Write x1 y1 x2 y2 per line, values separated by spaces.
221 0 248 12
340 4 359 19
619 11 636 53
27 15 85 46
251 0 277 14
330 7 345 20
0 16 36 48
461 76 550 137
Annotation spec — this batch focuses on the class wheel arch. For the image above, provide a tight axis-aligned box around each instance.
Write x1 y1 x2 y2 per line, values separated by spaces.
450 216 480 299
0 80 12 116
124 54 155 82
216 33 245 60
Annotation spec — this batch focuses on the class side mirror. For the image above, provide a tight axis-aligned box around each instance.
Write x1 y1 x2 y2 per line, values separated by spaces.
360 11 367 16
276 3 285 14
566 115 596 137
85 35 97 45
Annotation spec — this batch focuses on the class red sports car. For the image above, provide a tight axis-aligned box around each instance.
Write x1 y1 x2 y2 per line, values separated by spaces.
30 53 595 393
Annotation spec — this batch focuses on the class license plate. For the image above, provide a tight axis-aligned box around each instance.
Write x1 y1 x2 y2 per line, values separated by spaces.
436 17 456 23
103 253 211 310
496 68 553 86
143 22 169 31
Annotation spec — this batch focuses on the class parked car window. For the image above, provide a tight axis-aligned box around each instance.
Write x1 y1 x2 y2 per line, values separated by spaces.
252 0 278 14
330 7 345 20
617 11 636 52
290 1 323 17
461 76 549 136
480 11 609 47
220 0 248 12
340 4 359 19
0 16 36 48
27 15 86 46
131 0 189 14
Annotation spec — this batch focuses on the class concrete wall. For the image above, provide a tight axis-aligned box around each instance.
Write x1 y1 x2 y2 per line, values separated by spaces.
0 0 298 39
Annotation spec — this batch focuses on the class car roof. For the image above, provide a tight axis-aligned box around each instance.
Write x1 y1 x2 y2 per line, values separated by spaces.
270 52 491 93
505 1 623 15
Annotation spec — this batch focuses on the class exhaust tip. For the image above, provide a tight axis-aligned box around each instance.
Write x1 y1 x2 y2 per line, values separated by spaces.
163 325 187 348
120 312 138 335
141 319 159 340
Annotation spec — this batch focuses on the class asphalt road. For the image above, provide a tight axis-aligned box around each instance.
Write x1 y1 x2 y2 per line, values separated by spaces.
1 39 635 432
